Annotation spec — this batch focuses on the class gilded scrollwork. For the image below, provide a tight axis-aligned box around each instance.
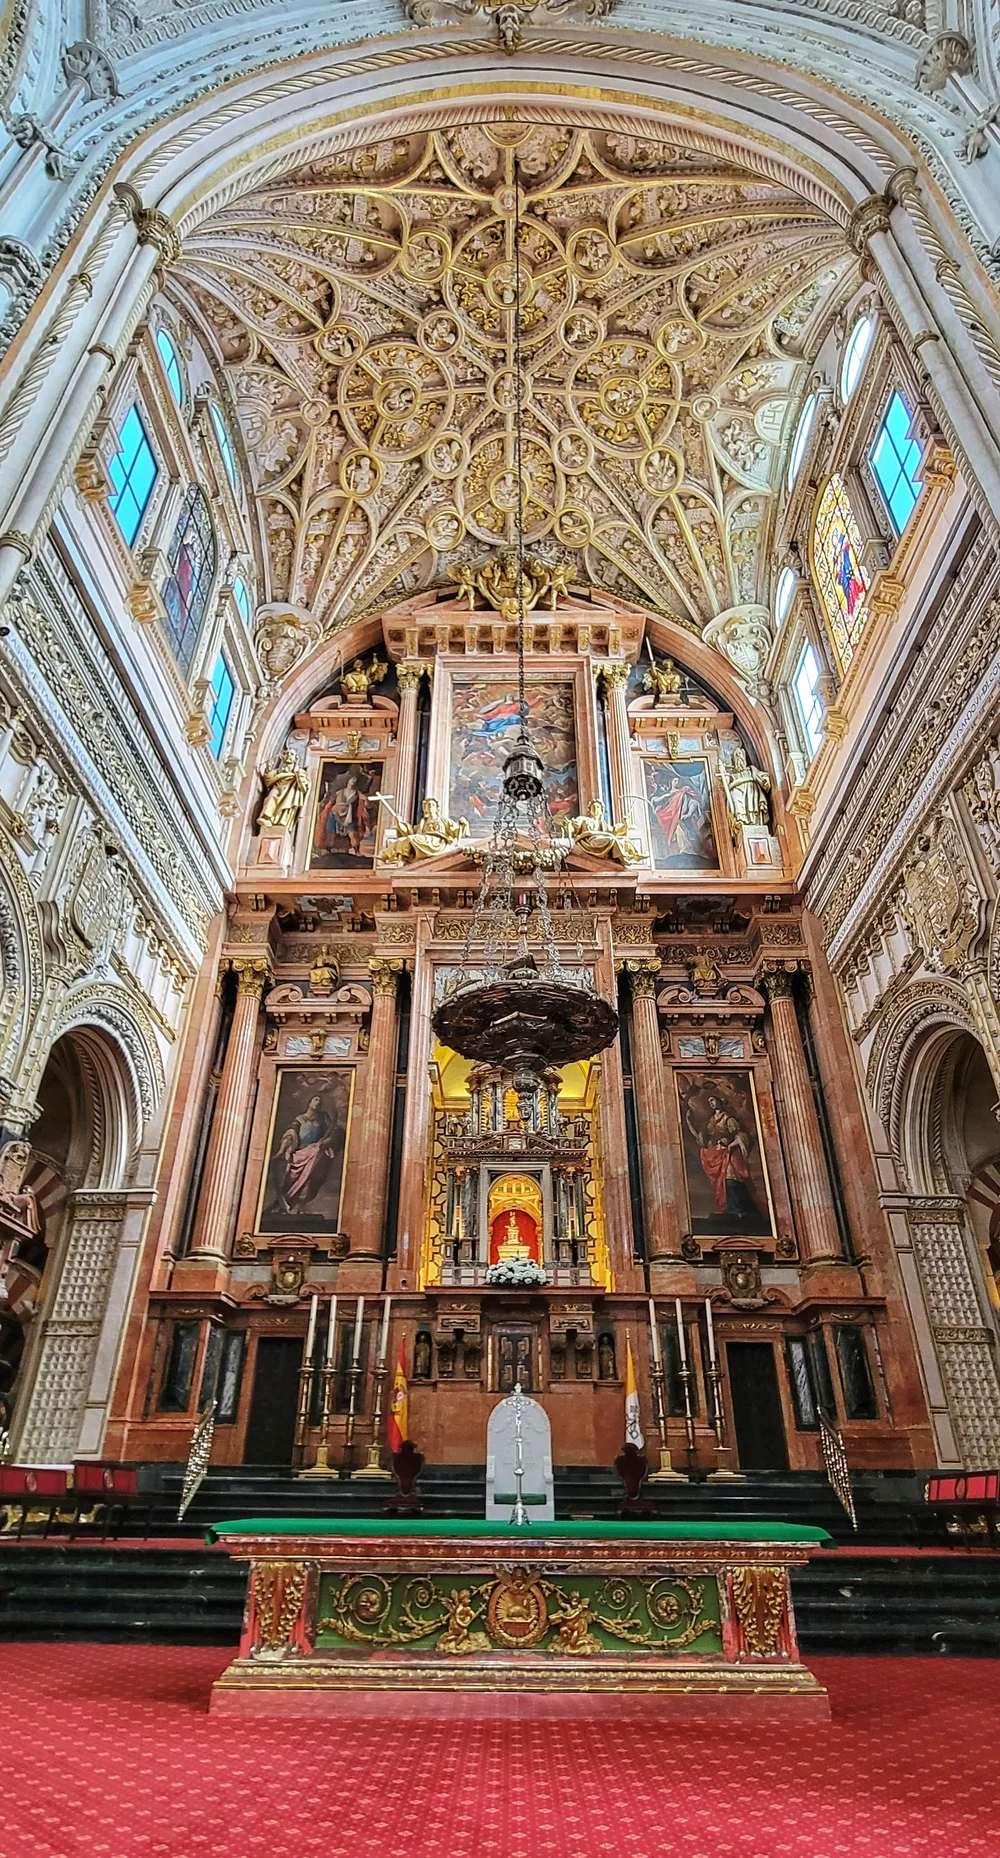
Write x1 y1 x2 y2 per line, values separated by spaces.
173 124 852 632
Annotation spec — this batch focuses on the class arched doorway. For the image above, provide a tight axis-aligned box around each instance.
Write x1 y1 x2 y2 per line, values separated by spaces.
11 1022 148 1465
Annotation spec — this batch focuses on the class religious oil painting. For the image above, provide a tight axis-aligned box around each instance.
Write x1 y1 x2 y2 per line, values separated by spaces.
449 677 578 829
257 1068 354 1234
644 758 719 871
309 759 384 869
675 1069 773 1237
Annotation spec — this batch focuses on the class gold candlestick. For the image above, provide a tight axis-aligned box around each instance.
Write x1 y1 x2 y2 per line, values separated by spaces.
353 1354 392 1479
706 1360 745 1481
648 1361 687 1481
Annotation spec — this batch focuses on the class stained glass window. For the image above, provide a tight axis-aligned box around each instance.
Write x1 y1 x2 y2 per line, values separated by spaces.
207 654 235 757
812 473 869 670
156 328 184 405
793 642 824 758
162 487 216 672
869 390 922 536
108 405 157 545
210 403 238 487
232 576 252 625
840 315 875 402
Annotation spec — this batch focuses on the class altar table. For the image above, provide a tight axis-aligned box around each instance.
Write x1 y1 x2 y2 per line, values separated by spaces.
207 1517 831 1719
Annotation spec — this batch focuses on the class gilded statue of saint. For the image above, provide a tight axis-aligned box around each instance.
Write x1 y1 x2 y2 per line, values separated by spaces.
559 798 642 866
340 654 387 702
256 746 310 833
642 658 684 704
721 746 771 830
376 794 468 862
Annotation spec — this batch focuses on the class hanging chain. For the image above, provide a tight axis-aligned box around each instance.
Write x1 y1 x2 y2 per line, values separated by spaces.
512 156 528 747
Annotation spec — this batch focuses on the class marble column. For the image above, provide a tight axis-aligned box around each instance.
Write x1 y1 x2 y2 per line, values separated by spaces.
394 664 425 823
762 966 842 1264
397 916 436 1282
629 965 681 1261
599 663 639 829
350 958 402 1260
188 957 270 1261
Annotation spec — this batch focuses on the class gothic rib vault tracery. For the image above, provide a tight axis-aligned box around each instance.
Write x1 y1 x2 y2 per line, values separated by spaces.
169 120 856 631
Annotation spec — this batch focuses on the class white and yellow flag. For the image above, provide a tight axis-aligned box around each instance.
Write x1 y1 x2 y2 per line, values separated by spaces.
624 1335 644 1450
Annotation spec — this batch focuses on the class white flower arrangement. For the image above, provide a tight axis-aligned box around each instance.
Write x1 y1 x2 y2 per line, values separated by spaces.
484 1258 548 1288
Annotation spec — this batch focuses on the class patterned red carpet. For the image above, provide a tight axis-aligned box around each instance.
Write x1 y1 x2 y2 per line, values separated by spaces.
2 1644 997 1857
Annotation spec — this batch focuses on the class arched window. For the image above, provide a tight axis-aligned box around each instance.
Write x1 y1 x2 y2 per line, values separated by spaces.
108 405 157 546
774 565 797 627
787 392 818 488
232 576 252 625
210 403 238 487
840 315 875 403
869 390 922 536
812 474 869 671
163 487 216 672
156 328 184 406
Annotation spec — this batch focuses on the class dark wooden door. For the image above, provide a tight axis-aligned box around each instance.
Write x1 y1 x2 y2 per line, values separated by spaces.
496 1327 534 1394
726 1341 789 1471
244 1336 303 1465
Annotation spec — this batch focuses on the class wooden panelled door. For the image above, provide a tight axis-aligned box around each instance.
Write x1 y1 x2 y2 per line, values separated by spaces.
725 1340 790 1470
243 1336 303 1464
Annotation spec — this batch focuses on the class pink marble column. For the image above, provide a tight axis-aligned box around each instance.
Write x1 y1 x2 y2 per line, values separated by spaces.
349 958 402 1260
629 965 681 1260
600 662 640 828
393 663 425 822
397 917 435 1282
188 958 270 1260
762 966 842 1264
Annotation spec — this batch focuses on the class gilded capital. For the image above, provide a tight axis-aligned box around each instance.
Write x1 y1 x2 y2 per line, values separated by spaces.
369 956 403 998
229 956 271 999
848 193 893 257
599 662 631 691
113 183 181 270
760 963 799 1003
630 964 660 1000
396 662 426 693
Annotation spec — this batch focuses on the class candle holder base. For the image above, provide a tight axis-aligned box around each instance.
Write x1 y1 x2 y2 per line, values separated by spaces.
298 1444 337 1479
353 1447 393 1481
648 1448 687 1482
707 1447 745 1482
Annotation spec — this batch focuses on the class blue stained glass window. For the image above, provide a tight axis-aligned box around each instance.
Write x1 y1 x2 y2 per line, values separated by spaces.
108 405 157 545
232 577 252 625
210 403 238 487
162 487 216 672
793 643 824 758
869 390 922 535
156 328 184 405
207 654 235 757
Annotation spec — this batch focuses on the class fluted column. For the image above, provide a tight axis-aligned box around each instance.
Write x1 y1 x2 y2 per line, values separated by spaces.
188 957 270 1260
397 916 435 1279
628 964 681 1260
350 959 402 1259
598 662 639 827
761 966 842 1264
393 664 425 823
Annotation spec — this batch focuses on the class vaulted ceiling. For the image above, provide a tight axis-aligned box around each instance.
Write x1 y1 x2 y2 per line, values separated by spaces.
171 119 856 631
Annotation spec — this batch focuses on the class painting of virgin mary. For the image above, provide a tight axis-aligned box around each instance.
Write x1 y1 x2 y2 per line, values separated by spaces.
258 1069 354 1233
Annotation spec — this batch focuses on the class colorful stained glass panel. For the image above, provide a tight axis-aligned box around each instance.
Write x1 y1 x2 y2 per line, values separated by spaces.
812 474 869 671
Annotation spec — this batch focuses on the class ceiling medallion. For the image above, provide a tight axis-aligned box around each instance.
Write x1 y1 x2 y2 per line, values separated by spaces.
406 1 616 56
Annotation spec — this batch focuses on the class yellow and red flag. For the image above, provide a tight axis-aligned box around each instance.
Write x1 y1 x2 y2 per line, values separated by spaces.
386 1340 409 1454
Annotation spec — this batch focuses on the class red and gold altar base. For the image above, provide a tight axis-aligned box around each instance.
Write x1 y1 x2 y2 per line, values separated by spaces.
207 1518 830 1720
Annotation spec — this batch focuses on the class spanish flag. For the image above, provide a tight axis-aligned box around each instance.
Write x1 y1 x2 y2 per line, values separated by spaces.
624 1335 644 1450
386 1339 409 1454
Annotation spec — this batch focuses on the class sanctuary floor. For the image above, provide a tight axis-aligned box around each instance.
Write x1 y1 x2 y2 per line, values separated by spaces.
1 1643 995 1857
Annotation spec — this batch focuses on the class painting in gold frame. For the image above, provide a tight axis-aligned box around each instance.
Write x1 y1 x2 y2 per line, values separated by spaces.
674 1068 773 1237
256 1067 355 1234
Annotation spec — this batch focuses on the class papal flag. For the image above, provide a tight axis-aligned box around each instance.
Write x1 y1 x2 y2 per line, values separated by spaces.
624 1335 644 1450
386 1339 409 1454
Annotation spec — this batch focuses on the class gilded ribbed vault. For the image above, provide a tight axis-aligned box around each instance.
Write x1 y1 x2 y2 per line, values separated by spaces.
171 121 856 629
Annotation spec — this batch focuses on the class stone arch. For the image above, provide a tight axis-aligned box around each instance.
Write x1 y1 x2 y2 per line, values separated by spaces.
44 987 164 1181
866 980 979 1189
0 832 45 1091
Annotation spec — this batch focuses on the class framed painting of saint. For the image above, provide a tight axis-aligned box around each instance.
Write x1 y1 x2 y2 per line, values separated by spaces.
675 1069 773 1237
644 758 719 870
257 1068 355 1234
449 676 578 830
309 760 383 868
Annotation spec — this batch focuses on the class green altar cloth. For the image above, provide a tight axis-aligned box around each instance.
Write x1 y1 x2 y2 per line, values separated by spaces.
207 1516 831 1545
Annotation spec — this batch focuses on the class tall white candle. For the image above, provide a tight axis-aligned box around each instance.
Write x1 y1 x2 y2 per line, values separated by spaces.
674 1297 688 1370
704 1296 718 1369
648 1297 662 1366
325 1296 338 1366
378 1295 392 1364
305 1293 318 1362
352 1295 365 1363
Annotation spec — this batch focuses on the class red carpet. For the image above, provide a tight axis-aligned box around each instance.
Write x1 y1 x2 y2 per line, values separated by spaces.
1 1645 998 1856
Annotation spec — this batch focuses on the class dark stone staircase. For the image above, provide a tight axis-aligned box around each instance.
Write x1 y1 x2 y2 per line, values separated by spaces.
2 1462 997 1654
